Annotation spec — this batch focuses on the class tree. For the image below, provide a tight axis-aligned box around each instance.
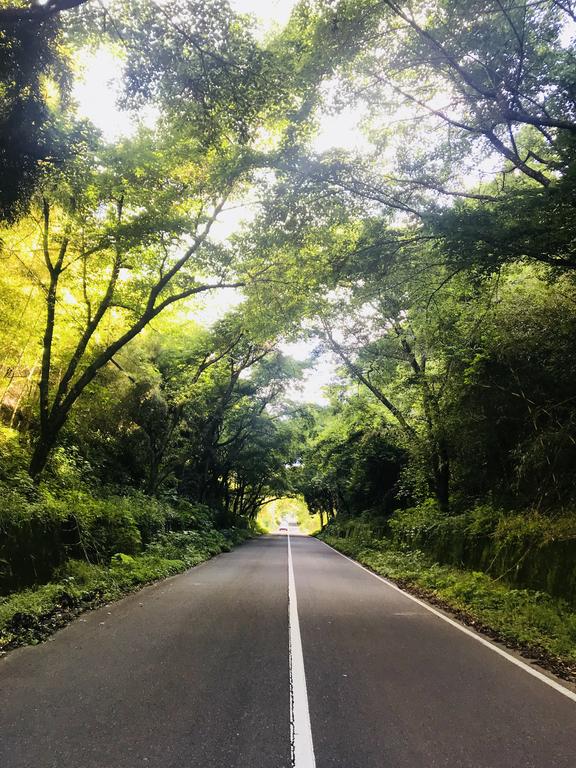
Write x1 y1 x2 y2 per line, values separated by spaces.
324 0 576 194
0 7 80 220
111 321 244 495
429 170 576 271
16 131 246 478
297 399 406 526
0 0 89 23
176 339 298 514
0 0 284 220
318 301 452 512
441 269 576 511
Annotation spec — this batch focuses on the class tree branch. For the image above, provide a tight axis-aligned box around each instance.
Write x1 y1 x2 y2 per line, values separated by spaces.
0 0 89 24
321 319 417 438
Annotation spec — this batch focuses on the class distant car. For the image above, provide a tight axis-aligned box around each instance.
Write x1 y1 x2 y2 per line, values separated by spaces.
279 523 288 532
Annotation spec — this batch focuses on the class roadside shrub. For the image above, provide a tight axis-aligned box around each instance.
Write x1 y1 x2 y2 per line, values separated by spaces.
0 428 33 488
376 501 576 606
387 499 447 545
146 530 227 565
57 558 108 586
320 517 382 545
167 500 217 531
0 454 244 596
0 485 68 591
124 492 169 543
0 488 211 593
78 498 142 560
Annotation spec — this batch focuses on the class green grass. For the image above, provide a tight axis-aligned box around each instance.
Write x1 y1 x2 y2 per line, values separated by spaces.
320 533 576 676
0 528 254 654
258 497 321 535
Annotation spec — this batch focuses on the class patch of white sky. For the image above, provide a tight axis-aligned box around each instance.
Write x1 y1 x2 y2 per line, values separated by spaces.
231 0 295 40
311 81 373 155
72 48 159 140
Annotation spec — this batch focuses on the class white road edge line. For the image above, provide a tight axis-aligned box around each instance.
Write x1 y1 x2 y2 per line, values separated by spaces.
288 533 317 768
317 537 576 704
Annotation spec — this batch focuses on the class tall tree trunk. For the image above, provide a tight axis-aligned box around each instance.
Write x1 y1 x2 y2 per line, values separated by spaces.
28 192 239 480
8 360 38 428
29 429 57 478
147 454 160 496
392 320 452 513
430 440 450 514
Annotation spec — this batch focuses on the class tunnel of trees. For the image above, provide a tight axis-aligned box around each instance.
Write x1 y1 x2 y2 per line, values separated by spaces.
1 0 576 605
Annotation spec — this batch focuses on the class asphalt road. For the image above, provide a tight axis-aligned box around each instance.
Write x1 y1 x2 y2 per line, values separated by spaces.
2 534 576 767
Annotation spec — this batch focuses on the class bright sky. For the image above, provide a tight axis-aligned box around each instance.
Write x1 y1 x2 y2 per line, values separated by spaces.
231 0 296 38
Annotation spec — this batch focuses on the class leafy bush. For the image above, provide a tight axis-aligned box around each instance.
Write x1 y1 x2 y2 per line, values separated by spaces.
376 502 576 605
0 428 34 490
0 477 232 594
123 493 169 543
320 517 386 546
146 530 226 565
387 499 447 544
0 485 68 590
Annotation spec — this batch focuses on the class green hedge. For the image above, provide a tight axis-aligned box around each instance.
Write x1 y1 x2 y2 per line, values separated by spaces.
0 481 220 593
387 504 576 605
328 503 576 606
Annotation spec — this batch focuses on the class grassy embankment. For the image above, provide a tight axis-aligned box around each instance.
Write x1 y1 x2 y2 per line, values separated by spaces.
0 529 254 654
2 494 313 655
0 426 259 654
0 527 254 655
319 519 576 682
257 496 321 534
